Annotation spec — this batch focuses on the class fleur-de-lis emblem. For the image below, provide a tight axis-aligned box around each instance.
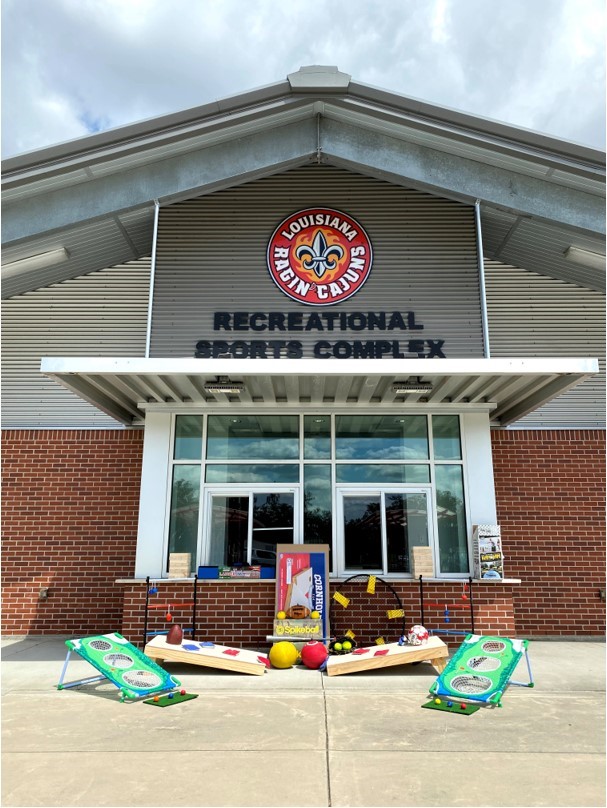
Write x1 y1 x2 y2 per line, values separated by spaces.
295 230 345 279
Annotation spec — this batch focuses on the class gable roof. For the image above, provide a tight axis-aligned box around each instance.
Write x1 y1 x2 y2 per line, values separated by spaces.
2 65 605 298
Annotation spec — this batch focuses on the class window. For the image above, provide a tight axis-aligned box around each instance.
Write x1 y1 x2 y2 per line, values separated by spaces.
335 414 428 459
338 489 431 575
165 413 471 577
206 491 295 568
207 415 299 459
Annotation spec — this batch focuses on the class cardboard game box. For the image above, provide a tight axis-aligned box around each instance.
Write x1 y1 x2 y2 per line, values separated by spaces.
274 544 330 642
272 618 324 651
472 524 504 580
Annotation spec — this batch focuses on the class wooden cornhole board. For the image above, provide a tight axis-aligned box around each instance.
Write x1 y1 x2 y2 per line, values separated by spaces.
326 636 449 676
144 635 267 676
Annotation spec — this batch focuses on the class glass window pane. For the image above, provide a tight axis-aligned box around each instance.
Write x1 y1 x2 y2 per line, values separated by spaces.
304 415 331 459
167 465 200 571
386 493 428 574
252 493 294 567
433 415 462 460
385 493 408 574
304 465 333 546
205 465 299 484
174 415 202 460
343 495 382 570
336 464 430 484
435 465 469 573
208 496 249 566
335 415 428 460
207 415 299 460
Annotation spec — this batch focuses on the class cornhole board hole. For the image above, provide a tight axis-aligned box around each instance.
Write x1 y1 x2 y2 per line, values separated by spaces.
428 634 534 708
57 632 180 702
144 635 267 675
326 636 449 676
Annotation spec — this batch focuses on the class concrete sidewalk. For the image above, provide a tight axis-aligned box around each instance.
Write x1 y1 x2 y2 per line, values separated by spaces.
1 636 605 807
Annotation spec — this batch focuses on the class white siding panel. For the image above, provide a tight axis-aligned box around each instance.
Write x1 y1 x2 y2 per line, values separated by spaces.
1 260 150 428
150 165 483 358
485 260 605 428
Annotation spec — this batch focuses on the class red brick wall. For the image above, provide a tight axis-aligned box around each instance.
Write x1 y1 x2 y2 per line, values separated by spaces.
120 579 516 649
2 428 604 639
2 429 143 635
491 429 606 636
122 581 276 648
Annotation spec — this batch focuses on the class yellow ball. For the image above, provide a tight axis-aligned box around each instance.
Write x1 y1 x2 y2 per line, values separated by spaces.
276 611 287 620
434 698 442 705
269 641 299 669
310 610 320 619
342 641 352 650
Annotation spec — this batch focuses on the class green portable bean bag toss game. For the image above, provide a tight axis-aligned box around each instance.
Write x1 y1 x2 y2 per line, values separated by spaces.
57 632 180 702
423 634 534 712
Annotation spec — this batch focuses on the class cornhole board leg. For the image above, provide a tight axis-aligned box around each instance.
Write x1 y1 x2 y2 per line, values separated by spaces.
326 636 448 676
508 646 534 689
144 635 267 675
57 650 109 690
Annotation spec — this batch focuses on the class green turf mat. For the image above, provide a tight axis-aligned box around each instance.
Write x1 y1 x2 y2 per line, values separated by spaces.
144 692 198 707
422 698 481 715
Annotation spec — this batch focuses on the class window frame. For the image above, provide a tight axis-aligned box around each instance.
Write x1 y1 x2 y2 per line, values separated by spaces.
137 409 494 580
335 485 435 577
202 486 300 568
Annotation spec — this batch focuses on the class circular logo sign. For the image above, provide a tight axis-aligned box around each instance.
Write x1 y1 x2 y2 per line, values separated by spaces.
267 208 373 306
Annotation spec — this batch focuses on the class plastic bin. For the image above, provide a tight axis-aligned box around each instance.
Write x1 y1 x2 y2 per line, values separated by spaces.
197 566 219 579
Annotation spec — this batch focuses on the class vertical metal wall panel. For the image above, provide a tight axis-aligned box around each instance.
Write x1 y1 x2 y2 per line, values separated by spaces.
485 260 605 428
1 260 151 428
3 166 601 431
150 165 482 358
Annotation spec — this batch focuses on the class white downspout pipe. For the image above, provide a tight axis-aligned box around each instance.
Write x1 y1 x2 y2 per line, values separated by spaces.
145 200 160 358
475 199 491 358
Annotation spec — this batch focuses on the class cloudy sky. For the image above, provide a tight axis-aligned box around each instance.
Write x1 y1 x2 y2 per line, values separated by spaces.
2 0 605 158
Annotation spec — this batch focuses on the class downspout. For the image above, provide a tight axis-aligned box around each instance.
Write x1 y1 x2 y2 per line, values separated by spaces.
145 199 160 358
316 112 322 164
475 199 491 358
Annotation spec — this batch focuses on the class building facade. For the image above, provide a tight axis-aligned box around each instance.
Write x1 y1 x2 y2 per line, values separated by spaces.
2 67 605 645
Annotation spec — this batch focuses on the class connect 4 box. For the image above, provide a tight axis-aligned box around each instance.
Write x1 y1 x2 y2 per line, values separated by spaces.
472 525 504 580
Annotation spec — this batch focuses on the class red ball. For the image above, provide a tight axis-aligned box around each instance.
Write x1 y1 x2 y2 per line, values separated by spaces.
180 689 186 696
300 641 329 670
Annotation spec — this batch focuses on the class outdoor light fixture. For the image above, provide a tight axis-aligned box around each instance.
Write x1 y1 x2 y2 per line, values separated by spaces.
203 377 245 394
2 247 70 278
392 377 433 394
563 246 605 270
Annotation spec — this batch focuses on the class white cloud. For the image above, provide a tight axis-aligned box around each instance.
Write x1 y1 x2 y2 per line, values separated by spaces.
431 0 450 44
1 0 604 157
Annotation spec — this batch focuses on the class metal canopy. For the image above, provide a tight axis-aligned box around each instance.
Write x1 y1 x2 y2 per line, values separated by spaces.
40 356 598 428
3 66 605 298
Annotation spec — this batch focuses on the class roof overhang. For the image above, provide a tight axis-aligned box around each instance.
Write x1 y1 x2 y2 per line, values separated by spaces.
40 356 599 428
3 66 605 298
